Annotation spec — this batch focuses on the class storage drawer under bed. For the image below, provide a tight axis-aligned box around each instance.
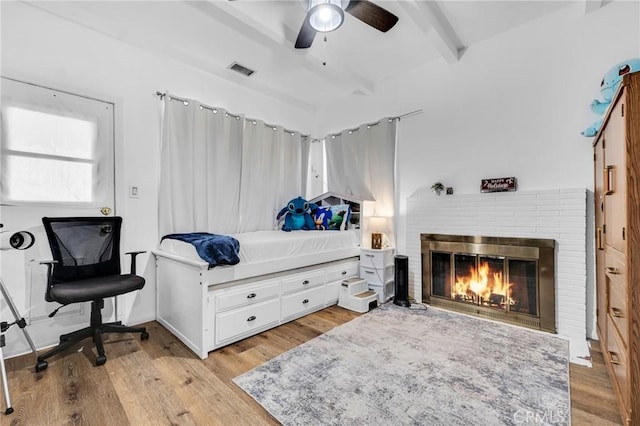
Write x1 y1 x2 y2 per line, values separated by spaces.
215 279 280 312
325 261 359 282
281 271 325 294
281 285 325 321
215 298 280 345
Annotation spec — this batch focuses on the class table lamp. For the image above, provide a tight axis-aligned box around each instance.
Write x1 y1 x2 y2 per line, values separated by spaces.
369 216 387 249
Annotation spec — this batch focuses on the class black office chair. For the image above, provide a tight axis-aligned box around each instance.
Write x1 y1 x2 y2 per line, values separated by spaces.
35 217 148 372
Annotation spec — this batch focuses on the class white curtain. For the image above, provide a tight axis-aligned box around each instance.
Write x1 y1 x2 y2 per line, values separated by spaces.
238 120 302 232
159 95 243 236
325 118 396 217
159 94 306 236
300 136 311 198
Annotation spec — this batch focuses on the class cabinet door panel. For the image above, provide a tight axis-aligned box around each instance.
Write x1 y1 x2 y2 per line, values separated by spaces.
594 137 607 335
604 92 627 253
606 319 629 408
605 249 628 344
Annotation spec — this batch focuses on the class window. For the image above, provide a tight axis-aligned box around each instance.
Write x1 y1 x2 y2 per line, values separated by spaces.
1 78 114 205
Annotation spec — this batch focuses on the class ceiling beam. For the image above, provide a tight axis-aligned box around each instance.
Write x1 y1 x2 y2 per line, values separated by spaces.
22 0 317 111
584 0 603 14
189 0 375 96
396 0 463 64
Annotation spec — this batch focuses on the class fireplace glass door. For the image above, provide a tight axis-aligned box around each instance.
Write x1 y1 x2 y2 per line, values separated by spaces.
431 252 538 317
422 234 555 333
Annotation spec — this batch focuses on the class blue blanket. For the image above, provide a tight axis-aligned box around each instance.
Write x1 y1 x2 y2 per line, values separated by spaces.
162 232 240 268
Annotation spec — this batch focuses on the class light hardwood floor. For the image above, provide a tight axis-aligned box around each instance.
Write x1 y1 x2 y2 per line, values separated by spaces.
4 305 622 425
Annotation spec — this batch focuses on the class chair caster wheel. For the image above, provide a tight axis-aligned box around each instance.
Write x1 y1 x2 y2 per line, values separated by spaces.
140 331 149 341
96 356 106 366
5 407 14 415
35 360 48 372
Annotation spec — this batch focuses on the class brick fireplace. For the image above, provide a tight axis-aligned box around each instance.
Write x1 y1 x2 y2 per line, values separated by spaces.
405 188 592 365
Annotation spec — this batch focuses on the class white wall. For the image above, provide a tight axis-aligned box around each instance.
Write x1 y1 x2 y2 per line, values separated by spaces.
0 2 314 356
316 1 640 256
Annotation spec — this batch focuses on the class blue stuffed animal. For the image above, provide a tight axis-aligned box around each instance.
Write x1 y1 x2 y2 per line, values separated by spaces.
582 58 640 137
312 206 332 230
276 196 316 232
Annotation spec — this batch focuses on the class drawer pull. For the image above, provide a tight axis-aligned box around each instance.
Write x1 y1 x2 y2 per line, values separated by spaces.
302 299 309 304
611 307 623 318
605 266 619 275
247 315 256 322
341 271 347 275
365 253 374 258
365 270 375 274
247 293 257 299
596 228 603 250
604 165 615 195
609 351 622 365
302 280 310 285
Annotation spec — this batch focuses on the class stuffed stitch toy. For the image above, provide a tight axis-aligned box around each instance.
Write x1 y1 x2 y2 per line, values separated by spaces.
276 196 316 232
581 58 640 137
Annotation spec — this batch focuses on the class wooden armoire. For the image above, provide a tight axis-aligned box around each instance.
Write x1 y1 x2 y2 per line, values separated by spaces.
593 71 640 425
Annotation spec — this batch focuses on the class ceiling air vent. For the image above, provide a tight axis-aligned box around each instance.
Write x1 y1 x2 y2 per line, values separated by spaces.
228 62 256 77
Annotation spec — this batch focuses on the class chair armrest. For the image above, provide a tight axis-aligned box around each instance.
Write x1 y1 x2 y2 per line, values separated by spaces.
38 260 58 302
125 251 146 275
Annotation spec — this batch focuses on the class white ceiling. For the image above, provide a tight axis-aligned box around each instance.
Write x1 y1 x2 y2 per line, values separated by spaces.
25 0 593 111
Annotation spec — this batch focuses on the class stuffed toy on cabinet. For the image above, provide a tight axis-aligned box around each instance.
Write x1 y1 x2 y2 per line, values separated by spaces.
581 58 640 137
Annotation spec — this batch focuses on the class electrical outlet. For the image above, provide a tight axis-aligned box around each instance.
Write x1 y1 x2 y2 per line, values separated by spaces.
129 185 140 198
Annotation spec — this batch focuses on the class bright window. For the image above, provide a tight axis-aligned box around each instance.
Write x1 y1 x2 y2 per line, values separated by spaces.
1 78 114 205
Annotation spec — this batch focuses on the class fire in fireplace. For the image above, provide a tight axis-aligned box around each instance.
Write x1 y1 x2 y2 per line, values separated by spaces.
422 234 556 333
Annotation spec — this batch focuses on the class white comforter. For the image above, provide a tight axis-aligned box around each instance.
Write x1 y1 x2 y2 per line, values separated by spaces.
159 229 359 265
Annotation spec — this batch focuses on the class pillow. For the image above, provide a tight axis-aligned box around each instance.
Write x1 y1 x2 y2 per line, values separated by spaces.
313 206 332 230
328 204 351 231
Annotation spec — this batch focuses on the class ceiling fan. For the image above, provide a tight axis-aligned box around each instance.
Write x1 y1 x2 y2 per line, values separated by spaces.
295 0 399 49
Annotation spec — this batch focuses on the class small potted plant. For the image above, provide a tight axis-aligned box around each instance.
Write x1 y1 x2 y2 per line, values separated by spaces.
431 182 445 195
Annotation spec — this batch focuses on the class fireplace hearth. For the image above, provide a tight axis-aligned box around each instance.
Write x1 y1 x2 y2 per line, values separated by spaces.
421 234 556 333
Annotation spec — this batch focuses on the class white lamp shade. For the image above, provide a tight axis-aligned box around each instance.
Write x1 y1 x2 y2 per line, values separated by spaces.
369 216 388 232
308 0 345 32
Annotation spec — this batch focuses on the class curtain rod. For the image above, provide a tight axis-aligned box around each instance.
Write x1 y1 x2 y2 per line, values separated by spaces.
156 91 310 138
394 109 423 121
156 92 422 141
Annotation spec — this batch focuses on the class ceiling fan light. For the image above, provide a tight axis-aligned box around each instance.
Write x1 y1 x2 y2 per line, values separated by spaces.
308 0 344 33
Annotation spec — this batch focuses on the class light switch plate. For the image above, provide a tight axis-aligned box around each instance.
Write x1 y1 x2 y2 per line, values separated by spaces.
129 185 140 198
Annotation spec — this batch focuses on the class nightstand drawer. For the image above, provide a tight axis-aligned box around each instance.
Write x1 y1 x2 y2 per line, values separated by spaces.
369 280 394 304
360 265 393 286
360 249 394 269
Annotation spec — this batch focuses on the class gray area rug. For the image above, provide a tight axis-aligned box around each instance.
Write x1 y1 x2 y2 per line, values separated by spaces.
233 304 570 425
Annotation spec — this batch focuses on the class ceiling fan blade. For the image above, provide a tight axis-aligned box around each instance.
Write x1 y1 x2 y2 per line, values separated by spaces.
295 14 317 49
345 0 398 33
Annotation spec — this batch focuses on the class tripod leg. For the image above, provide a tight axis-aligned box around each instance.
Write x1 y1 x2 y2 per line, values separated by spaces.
0 339 14 415
0 277 39 365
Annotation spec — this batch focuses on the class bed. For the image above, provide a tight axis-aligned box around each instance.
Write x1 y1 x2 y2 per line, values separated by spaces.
153 192 373 359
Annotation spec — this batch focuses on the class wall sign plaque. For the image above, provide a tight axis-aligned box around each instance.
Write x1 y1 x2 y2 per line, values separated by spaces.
481 177 517 193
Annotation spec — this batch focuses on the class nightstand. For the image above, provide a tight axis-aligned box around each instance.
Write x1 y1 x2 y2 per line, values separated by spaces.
360 247 395 303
